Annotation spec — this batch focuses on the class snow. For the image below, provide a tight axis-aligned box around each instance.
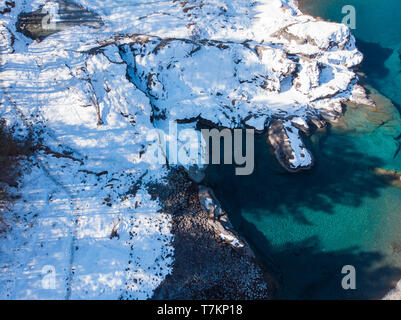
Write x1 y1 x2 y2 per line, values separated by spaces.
383 280 401 300
0 0 369 299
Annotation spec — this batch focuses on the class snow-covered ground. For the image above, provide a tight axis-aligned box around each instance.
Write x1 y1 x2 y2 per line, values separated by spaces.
0 0 370 299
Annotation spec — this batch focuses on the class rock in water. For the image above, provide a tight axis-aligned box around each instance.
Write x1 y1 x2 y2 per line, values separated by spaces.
198 185 225 219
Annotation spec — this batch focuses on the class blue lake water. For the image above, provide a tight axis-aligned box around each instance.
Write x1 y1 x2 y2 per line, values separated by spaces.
206 0 401 299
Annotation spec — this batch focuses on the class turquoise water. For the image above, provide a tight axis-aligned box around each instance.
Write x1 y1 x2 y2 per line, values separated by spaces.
206 1 401 299
300 0 401 109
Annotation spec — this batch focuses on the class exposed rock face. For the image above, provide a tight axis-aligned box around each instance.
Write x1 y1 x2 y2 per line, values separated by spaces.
198 185 224 219
16 0 103 41
0 0 371 299
149 169 274 300
349 84 376 106
383 280 401 300
186 164 206 184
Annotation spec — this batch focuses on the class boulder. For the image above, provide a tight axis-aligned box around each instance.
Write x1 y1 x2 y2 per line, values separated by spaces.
198 185 225 219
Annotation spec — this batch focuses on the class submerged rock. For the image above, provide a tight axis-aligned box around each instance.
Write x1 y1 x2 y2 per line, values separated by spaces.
374 168 401 189
16 0 103 41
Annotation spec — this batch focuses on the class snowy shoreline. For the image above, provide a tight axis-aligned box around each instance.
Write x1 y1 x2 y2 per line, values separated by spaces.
0 0 375 299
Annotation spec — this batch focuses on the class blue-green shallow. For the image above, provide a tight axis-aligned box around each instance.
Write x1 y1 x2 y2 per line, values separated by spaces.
205 0 401 299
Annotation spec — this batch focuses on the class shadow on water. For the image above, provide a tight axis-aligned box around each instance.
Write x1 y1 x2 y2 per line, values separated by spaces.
356 40 401 117
205 130 401 299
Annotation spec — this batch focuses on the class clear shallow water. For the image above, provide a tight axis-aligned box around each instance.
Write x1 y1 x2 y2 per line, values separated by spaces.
206 1 401 299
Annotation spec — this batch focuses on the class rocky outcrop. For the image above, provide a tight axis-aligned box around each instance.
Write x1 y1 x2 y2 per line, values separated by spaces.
186 164 206 184
383 280 401 300
149 169 275 300
115 8 366 172
4 0 370 176
349 84 376 107
0 1 14 15
374 168 401 190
